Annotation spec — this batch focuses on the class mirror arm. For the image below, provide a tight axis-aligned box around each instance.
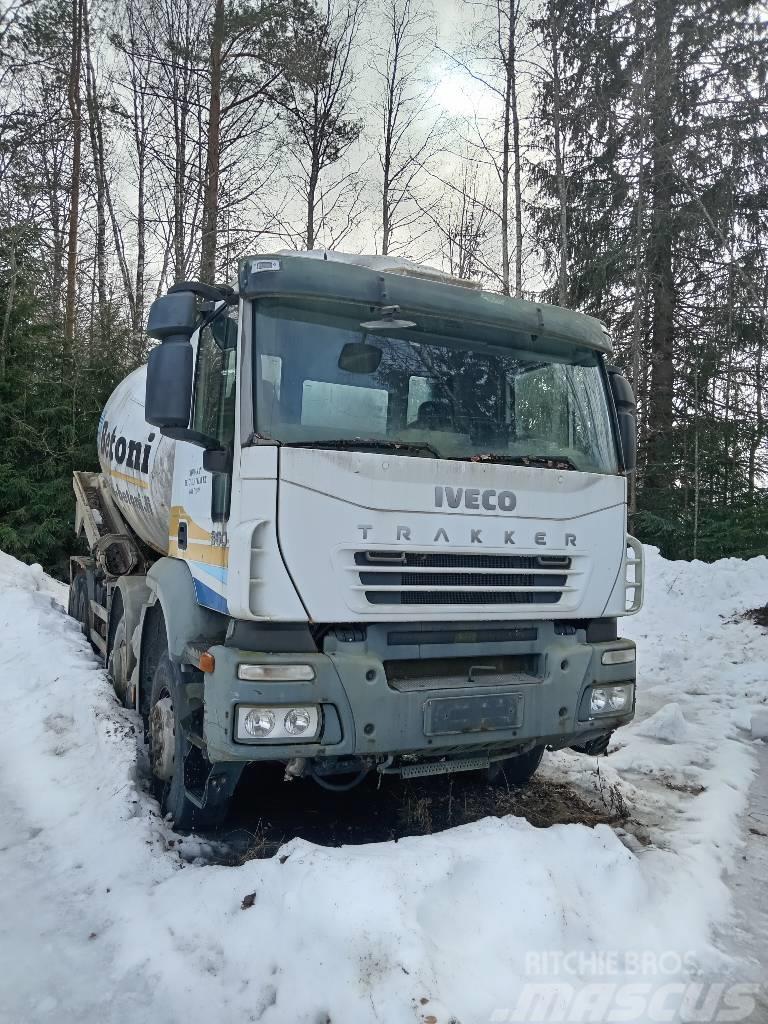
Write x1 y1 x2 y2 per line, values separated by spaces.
169 280 236 304
203 446 234 475
160 426 221 450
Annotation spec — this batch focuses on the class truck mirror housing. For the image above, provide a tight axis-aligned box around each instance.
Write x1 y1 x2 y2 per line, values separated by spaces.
338 341 383 374
145 340 193 429
145 292 197 429
146 292 197 343
607 367 637 473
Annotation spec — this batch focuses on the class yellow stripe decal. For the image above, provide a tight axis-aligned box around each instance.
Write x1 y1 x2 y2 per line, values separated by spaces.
109 469 149 489
168 505 229 569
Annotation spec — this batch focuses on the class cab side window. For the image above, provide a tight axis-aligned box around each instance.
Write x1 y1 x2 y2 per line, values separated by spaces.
192 312 237 447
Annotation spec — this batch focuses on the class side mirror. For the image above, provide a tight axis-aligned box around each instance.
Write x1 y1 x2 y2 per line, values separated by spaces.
211 315 238 352
145 292 197 429
338 341 383 374
607 367 636 473
146 341 193 428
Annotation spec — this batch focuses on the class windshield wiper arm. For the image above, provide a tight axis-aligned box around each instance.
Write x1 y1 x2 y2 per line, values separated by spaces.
285 438 441 458
464 453 577 470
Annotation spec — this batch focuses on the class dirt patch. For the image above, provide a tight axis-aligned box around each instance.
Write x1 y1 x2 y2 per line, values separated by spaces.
663 780 706 795
215 763 624 863
740 606 768 629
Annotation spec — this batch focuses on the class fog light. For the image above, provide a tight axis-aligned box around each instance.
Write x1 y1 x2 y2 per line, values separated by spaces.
237 664 315 681
601 648 635 666
589 684 633 716
242 709 275 737
284 708 312 736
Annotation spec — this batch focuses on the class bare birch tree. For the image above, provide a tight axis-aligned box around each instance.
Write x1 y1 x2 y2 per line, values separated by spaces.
278 0 365 250
63 0 83 352
372 0 436 256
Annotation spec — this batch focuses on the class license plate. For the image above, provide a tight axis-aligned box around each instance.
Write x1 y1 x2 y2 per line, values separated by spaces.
423 692 524 736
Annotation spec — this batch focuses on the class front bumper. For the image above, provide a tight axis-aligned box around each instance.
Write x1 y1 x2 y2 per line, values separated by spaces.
201 626 636 763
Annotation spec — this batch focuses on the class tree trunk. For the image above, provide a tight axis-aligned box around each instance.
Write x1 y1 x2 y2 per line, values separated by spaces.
0 235 16 382
63 0 83 355
500 2 512 297
644 0 675 496
82 0 109 344
306 155 319 250
748 276 767 498
550 8 567 306
630 36 649 521
510 29 523 299
382 147 391 255
200 0 224 285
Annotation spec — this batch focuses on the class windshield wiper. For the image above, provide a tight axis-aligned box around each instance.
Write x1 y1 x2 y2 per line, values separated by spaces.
463 453 577 470
284 438 441 458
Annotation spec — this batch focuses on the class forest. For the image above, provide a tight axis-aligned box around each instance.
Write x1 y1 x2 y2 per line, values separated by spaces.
0 0 766 576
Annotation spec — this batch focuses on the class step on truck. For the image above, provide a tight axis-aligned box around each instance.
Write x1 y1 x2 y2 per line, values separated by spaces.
69 251 643 830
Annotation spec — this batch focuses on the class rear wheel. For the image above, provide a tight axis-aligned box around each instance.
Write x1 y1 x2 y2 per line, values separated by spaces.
68 574 89 637
148 654 229 831
486 745 544 787
107 610 132 708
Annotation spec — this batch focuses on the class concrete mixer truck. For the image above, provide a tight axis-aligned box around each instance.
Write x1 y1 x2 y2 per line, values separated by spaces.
69 251 643 830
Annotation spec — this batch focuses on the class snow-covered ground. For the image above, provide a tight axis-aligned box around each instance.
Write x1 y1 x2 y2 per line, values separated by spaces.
0 547 766 1024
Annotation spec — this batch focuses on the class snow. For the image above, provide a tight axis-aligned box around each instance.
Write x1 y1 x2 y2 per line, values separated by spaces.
749 709 768 741
0 547 766 1023
633 701 691 742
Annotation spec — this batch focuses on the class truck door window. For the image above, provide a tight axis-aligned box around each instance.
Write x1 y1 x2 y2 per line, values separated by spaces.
192 313 237 447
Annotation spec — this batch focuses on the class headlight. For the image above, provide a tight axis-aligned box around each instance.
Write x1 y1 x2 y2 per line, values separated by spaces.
284 708 312 736
235 705 320 741
237 664 315 681
241 708 276 737
589 684 633 716
601 648 635 666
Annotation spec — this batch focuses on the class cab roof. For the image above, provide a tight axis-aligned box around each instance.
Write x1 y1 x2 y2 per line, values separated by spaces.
237 251 612 356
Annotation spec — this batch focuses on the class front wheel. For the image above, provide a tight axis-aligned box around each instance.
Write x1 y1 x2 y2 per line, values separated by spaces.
486 745 544 787
148 654 229 832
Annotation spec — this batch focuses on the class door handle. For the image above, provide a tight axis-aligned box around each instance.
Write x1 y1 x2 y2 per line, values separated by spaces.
178 521 188 551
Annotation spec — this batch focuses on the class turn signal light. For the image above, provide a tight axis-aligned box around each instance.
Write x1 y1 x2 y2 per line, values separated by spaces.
199 651 216 674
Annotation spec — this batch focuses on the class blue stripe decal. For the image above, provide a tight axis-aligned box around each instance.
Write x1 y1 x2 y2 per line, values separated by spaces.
188 560 229 585
193 577 228 614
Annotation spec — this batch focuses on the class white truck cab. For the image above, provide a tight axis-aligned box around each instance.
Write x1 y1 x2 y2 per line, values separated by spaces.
71 252 642 829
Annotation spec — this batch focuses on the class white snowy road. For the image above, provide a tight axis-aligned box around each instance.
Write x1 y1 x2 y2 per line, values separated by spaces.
0 548 766 1024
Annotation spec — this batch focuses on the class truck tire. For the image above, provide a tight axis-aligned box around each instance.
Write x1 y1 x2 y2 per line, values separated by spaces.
148 654 228 831
68 574 90 637
107 596 132 708
486 745 544 787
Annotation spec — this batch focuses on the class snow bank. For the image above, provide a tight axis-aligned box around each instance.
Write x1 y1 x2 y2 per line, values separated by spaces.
633 701 691 742
0 548 764 1023
749 709 768 741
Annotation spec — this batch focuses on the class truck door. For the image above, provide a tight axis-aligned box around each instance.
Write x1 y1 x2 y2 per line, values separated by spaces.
169 310 237 614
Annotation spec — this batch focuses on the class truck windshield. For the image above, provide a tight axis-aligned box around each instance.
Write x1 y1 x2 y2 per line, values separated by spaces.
252 297 619 474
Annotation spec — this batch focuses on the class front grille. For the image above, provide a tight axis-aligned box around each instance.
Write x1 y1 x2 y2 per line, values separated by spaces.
385 654 539 691
353 551 573 608
387 626 538 645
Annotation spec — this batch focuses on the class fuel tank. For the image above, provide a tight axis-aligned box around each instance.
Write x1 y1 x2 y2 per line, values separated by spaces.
97 365 175 553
